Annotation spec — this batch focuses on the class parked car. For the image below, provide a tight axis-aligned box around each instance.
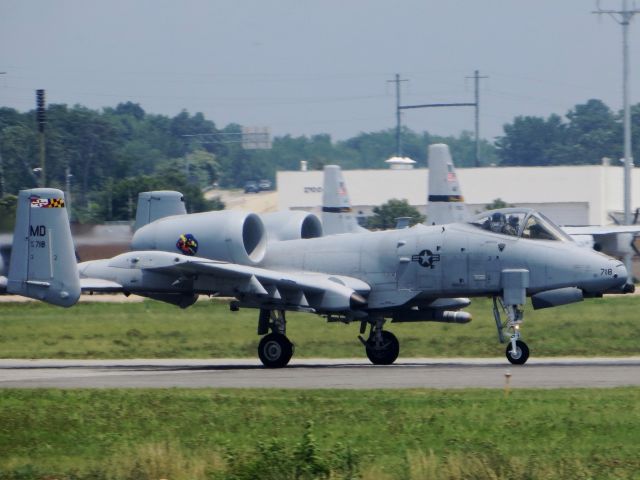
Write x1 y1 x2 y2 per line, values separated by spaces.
244 181 259 194
258 179 272 191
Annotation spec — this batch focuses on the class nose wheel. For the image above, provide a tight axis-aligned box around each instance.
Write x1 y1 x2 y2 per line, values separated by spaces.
505 339 529 365
493 297 530 365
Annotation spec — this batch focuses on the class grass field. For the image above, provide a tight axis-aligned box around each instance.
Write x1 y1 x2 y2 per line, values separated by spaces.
0 388 639 479
0 296 638 359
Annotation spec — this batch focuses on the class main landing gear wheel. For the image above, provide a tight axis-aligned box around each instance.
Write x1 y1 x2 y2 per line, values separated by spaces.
365 330 399 365
505 339 529 365
258 332 294 368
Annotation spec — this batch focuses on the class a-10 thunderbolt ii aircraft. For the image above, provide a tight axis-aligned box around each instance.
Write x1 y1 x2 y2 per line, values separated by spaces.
5 187 632 368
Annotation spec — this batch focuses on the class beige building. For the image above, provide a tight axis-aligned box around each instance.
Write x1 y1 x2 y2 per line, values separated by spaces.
277 164 640 227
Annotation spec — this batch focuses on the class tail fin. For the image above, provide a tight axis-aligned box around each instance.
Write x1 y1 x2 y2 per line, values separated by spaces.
134 191 187 232
7 188 80 307
322 165 367 234
426 144 468 225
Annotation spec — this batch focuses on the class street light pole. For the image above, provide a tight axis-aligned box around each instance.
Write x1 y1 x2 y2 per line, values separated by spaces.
593 0 640 282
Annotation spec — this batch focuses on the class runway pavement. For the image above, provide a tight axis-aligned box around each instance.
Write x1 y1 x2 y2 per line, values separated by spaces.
1 357 639 389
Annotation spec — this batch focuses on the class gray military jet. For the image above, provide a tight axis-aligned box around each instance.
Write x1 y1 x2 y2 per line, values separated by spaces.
6 188 632 368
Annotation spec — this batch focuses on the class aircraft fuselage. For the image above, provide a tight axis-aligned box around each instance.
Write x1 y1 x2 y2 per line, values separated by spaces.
261 222 625 310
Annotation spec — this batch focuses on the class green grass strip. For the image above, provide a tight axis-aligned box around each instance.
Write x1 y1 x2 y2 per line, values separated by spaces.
1 388 639 479
1 296 638 359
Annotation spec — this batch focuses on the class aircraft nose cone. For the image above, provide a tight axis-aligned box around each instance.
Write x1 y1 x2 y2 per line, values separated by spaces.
601 259 628 293
580 255 628 295
615 261 628 284
612 261 632 292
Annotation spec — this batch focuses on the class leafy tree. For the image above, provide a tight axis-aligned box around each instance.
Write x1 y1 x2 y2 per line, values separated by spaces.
0 125 39 192
366 199 425 230
484 198 514 210
496 114 567 166
0 194 17 231
169 149 220 188
561 99 620 164
87 166 222 222
113 101 146 120
207 196 225 211
3 96 637 226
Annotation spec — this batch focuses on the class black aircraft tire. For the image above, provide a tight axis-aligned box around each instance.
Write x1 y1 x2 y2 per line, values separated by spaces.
365 330 400 366
505 340 530 365
258 333 294 368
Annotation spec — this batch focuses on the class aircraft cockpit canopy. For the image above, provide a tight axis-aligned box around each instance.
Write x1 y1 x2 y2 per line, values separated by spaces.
468 209 573 242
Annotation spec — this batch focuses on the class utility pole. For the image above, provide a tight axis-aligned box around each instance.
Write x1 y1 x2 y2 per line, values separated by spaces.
398 71 483 165
387 74 408 157
0 72 6 197
466 70 488 167
0 148 4 198
36 89 46 188
593 0 640 281
65 165 72 221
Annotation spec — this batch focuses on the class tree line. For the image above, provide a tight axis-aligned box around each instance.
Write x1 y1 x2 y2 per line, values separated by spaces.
0 98 638 226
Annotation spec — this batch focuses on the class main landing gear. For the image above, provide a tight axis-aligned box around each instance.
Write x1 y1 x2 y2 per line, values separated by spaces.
257 309 293 368
358 318 399 365
254 309 401 368
493 297 530 365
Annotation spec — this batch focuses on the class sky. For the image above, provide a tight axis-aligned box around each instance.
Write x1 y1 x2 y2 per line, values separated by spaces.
1 0 640 142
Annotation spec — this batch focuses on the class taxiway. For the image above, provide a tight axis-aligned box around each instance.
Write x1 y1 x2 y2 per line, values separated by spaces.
0 357 638 389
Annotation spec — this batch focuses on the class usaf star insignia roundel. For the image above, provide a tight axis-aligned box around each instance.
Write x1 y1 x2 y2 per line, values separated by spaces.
176 233 198 256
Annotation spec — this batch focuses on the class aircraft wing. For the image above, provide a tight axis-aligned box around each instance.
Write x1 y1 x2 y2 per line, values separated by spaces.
80 251 371 313
562 225 640 235
79 278 124 293
562 225 640 256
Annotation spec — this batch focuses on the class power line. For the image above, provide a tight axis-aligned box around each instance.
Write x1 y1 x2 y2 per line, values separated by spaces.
395 70 488 166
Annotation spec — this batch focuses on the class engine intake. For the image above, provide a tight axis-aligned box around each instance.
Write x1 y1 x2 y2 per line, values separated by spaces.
261 211 323 241
131 210 267 265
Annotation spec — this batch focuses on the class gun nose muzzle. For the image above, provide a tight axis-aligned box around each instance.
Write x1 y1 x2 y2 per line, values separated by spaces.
603 262 632 294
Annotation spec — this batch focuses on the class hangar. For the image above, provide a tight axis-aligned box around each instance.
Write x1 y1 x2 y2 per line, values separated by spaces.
277 160 640 227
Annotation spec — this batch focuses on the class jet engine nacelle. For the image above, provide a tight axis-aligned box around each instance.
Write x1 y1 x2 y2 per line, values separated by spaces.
261 211 323 241
131 210 267 265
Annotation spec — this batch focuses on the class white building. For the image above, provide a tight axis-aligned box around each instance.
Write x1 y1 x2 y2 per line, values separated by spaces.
277 163 640 227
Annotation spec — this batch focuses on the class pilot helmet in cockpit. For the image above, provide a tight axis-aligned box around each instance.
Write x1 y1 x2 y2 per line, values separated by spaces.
489 212 506 233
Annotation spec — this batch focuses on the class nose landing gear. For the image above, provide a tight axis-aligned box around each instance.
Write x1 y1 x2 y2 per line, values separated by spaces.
493 297 530 365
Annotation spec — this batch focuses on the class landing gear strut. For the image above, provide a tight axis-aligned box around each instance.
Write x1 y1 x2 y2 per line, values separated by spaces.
358 318 399 365
493 297 530 365
257 309 293 368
